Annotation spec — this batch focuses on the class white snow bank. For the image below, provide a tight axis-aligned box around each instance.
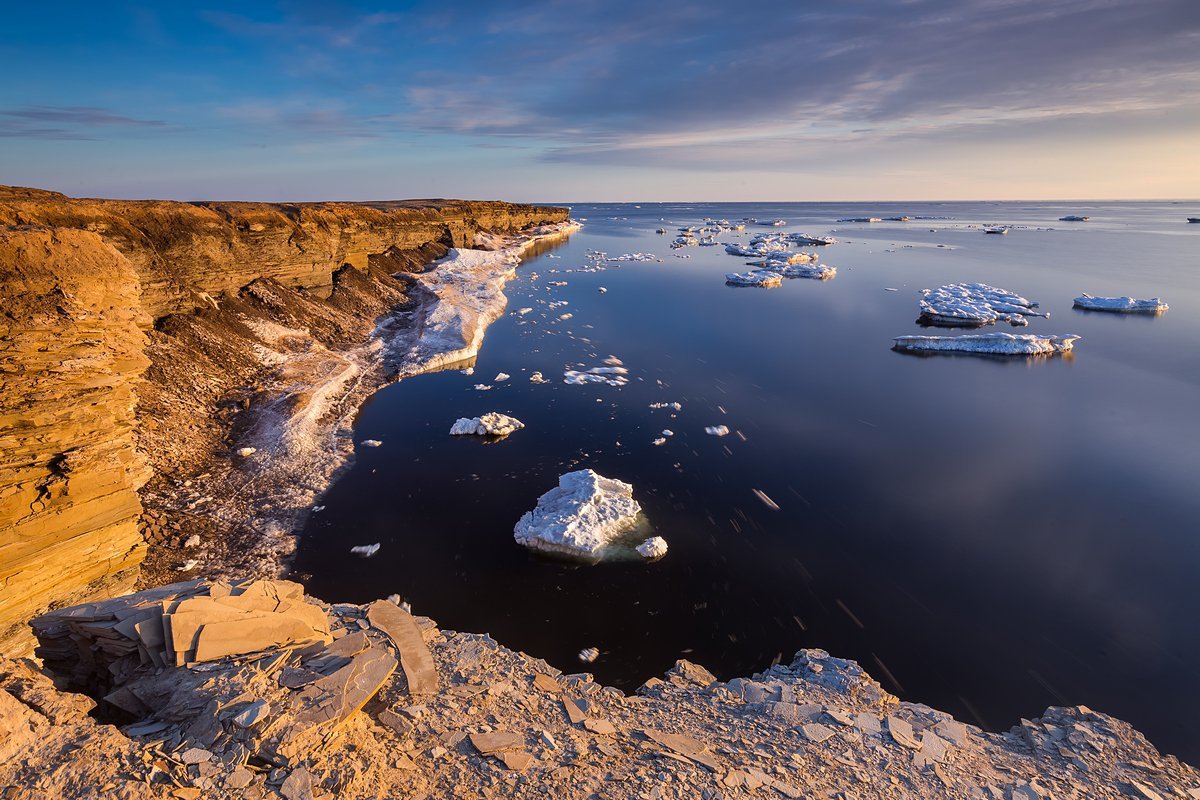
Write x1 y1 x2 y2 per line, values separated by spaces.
919 283 1046 327
1073 294 1168 313
513 470 656 561
893 333 1080 355
449 412 525 437
726 271 783 288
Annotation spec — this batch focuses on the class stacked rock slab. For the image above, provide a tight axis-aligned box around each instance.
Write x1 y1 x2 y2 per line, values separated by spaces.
0 227 151 657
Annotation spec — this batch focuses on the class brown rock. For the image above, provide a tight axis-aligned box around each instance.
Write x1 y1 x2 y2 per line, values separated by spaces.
470 731 524 755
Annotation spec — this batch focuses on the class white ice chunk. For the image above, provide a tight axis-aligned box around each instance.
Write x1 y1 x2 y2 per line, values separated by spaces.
1059 215 1090 221
474 383 492 391
529 371 548 384
494 372 511 381
726 271 783 288
649 402 683 411
1073 294 1168 313
449 412 525 437
578 647 600 663
893 333 1080 355
564 364 629 386
636 536 669 559
774 262 836 280
361 439 383 447
652 437 667 446
705 425 731 436
351 543 381 558
513 469 650 560
919 282 1046 327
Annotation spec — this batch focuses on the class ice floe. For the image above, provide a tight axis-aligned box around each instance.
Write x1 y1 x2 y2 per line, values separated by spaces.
1073 294 1168 313
1059 215 1090 222
494 372 511 381
564 365 629 386
449 412 525 437
513 469 655 561
636 536 669 559
919 283 1046 327
705 425 731 436
350 543 381 558
726 271 783 288
774 262 836 280
892 333 1080 356
649 402 683 411
360 439 383 448
529 371 548 384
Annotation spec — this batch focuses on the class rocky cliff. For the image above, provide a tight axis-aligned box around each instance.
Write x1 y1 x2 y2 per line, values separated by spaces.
0 186 569 656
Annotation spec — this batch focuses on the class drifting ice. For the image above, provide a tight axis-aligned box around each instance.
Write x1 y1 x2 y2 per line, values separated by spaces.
564 365 629 386
449 412 525 437
919 283 1046 327
726 271 783 288
513 469 658 561
636 537 669 558
350 543 381 558
705 425 731 436
1073 294 1168 313
893 333 1080 355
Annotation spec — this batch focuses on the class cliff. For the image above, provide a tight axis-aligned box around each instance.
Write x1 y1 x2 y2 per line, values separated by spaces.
0 186 569 656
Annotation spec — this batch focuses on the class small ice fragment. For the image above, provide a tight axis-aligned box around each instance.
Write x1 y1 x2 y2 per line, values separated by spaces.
462 366 475 375
662 429 674 436
1059 215 1090 222
603 355 623 366
578 647 600 664
236 447 256 457
649 402 683 411
653 437 667 446
361 439 383 447
312 505 326 512
351 543 381 558
495 372 511 382
752 489 781 511
726 270 783 288
176 559 199 572
559 313 573 320
884 287 899 292
449 413 525 437
1073 294 1168 313
705 425 731 437
529 371 548 384
636 536 669 559
598 287 608 293
474 384 493 391
514 307 533 316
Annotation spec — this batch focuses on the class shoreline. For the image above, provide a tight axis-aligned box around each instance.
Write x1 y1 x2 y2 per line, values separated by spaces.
137 220 582 588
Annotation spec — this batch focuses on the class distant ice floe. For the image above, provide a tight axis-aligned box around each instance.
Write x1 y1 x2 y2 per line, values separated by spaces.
837 217 882 223
513 469 659 561
1059 215 1090 222
529 371 548 384
360 439 383 448
350 543 381 558
919 283 1047 327
494 372 511 382
1073 294 1168 313
449 412 525 438
726 271 783 288
774 262 836 280
893 333 1080 356
649 402 683 411
705 425 731 436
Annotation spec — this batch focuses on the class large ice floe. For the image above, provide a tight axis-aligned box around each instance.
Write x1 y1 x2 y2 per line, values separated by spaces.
893 333 1080 356
919 283 1047 327
1073 294 1168 313
448 412 525 438
513 470 660 562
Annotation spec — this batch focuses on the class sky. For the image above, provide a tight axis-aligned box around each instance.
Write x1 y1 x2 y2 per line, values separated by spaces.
2 0 1198 202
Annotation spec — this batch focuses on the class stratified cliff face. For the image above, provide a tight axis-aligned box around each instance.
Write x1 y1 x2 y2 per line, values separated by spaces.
0 186 569 656
0 228 150 651
0 186 567 319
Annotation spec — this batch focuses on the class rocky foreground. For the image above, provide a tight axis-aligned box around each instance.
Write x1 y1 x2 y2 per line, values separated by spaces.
2 579 1197 799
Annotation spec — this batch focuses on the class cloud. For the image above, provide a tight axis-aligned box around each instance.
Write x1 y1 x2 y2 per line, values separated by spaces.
0 106 169 140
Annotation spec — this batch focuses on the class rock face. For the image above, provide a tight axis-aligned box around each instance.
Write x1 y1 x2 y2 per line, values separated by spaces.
0 228 150 656
0 185 569 657
3 581 1196 798
513 470 649 560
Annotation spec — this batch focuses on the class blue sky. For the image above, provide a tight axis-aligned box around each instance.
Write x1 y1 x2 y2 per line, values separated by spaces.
2 1 1198 201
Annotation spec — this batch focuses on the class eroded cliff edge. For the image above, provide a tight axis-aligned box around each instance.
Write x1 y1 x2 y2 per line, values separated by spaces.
0 186 569 656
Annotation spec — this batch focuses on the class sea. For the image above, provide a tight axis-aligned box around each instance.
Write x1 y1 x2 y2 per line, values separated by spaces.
291 201 1200 760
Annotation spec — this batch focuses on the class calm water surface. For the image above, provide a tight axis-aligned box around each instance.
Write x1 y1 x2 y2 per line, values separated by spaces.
292 202 1200 760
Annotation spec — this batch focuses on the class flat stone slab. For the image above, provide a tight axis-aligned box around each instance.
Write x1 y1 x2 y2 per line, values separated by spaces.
366 600 439 696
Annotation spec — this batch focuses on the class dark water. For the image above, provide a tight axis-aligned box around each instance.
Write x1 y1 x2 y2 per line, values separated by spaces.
292 202 1200 760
